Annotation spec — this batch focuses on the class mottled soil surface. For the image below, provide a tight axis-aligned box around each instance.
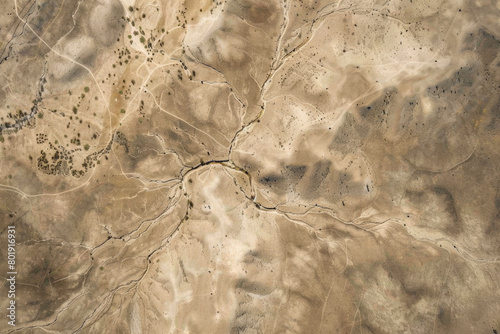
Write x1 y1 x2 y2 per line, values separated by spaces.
0 0 499 333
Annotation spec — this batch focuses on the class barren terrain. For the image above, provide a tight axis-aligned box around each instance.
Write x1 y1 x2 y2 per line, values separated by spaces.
1 0 500 333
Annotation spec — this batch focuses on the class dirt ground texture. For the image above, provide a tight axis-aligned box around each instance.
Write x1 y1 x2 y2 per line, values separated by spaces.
0 0 499 333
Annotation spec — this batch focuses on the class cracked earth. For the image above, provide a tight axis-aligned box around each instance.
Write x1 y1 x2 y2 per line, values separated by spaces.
1 0 500 333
